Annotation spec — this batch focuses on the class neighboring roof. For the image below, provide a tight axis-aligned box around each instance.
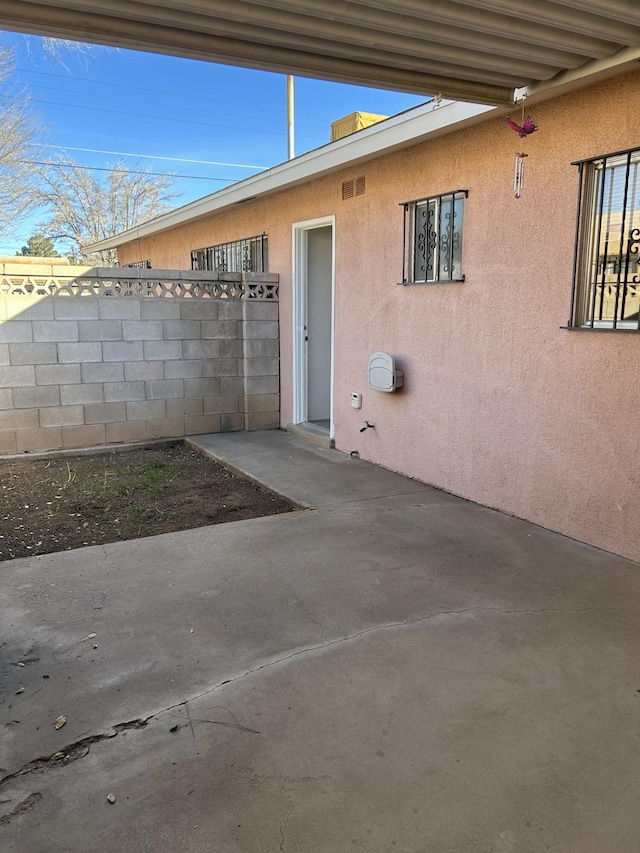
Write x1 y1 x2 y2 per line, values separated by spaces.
2 2 640 106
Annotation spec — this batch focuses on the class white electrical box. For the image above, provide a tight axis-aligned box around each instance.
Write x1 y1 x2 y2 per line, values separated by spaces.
368 352 404 393
350 392 362 409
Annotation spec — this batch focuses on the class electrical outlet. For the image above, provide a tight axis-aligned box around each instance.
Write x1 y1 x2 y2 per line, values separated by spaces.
350 392 362 409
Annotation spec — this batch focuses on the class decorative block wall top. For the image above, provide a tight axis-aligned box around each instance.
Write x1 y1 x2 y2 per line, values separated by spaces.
0 266 279 301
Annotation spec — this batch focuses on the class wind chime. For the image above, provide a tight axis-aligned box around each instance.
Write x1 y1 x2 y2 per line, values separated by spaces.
514 152 528 199
505 103 537 199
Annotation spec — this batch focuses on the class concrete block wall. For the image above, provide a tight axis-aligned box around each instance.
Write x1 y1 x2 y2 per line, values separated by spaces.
0 289 279 454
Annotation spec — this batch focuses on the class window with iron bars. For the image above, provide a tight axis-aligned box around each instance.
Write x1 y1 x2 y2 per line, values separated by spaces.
400 190 466 285
122 260 151 268
570 147 640 330
191 234 268 273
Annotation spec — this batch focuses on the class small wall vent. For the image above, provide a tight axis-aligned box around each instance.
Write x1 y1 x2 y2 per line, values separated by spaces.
342 176 365 200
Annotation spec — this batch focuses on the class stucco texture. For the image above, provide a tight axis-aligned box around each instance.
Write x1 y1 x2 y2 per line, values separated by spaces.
119 68 640 563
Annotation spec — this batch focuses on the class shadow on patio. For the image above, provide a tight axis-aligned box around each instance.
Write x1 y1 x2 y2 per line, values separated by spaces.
1 429 639 852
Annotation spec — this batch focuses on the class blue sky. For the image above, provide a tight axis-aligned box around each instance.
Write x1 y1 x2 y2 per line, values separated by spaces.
0 33 427 254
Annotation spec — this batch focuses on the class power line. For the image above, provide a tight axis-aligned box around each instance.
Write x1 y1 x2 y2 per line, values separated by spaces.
18 160 237 181
17 65 347 120
0 94 325 141
21 80 329 130
18 65 286 114
28 143 268 170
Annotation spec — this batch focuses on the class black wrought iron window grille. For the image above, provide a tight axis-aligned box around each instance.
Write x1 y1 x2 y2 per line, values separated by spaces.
122 260 151 269
570 147 640 330
400 190 466 285
191 234 268 274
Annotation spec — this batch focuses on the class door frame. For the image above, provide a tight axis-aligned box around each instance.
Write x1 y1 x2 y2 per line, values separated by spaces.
291 215 336 436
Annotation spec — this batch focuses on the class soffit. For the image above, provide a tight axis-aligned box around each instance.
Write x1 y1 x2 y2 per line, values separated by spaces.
2 1 640 105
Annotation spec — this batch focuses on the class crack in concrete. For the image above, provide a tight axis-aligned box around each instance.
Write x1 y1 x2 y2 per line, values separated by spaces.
191 604 610 699
308 612 328 644
278 792 294 853
0 603 607 799
0 792 42 826
313 487 434 509
0 710 258 793
296 598 328 644
0 719 148 791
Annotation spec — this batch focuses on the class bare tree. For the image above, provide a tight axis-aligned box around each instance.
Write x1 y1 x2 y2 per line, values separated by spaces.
35 157 180 265
21 33 101 67
0 45 41 235
40 37 98 64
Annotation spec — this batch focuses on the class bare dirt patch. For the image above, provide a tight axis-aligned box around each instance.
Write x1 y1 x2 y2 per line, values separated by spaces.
0 442 297 561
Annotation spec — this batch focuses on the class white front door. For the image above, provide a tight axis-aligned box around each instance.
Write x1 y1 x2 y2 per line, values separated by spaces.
292 217 335 433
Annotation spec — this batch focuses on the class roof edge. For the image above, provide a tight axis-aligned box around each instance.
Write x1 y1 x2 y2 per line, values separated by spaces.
83 100 496 253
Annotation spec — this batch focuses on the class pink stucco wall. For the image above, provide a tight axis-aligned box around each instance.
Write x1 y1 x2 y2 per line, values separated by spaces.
119 68 640 563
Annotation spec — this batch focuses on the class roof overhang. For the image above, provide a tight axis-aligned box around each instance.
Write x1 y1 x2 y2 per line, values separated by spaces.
2 1 640 107
84 34 640 255
84 33 640 255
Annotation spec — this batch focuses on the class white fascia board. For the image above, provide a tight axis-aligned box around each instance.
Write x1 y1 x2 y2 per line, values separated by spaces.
84 100 496 253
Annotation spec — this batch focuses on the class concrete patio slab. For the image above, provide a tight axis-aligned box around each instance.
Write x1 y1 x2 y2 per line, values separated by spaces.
1 430 639 852
189 428 436 506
